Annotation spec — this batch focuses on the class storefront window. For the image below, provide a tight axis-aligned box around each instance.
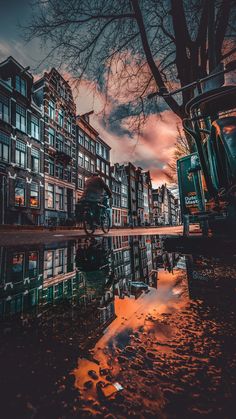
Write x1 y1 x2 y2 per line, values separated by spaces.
30 182 40 207
15 178 25 206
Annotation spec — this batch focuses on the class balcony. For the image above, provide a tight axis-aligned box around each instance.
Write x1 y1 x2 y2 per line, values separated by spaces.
55 149 72 164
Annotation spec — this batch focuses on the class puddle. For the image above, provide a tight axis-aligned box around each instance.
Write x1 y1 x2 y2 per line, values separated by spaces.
0 235 236 418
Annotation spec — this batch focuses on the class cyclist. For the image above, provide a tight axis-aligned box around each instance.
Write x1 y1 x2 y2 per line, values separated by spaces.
78 173 112 224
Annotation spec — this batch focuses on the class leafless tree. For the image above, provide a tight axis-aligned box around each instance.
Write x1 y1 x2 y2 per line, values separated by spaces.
164 125 191 183
25 0 236 145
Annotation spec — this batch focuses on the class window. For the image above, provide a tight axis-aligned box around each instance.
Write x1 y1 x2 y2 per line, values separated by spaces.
28 252 38 279
84 136 89 150
58 108 64 127
11 253 24 282
15 75 27 96
96 142 100 155
106 179 110 187
48 184 54 208
15 178 26 206
78 174 84 189
31 148 40 172
15 140 26 168
106 165 109 176
56 134 64 151
65 139 72 156
78 130 84 145
0 93 9 122
30 182 40 207
106 149 109 160
79 152 84 167
66 165 72 182
96 158 100 171
16 104 26 132
58 187 64 210
45 251 53 278
48 158 54 176
101 145 105 158
48 127 55 147
91 159 95 173
101 161 105 173
31 115 39 140
90 140 95 154
0 131 10 162
57 249 64 274
85 156 89 170
67 117 72 133
48 100 55 119
56 163 64 179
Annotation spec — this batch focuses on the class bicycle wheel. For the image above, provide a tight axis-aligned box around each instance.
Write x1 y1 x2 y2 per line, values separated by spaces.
101 210 110 233
83 210 96 235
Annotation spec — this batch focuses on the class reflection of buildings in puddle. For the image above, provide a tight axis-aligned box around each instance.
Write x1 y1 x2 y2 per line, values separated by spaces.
0 235 188 321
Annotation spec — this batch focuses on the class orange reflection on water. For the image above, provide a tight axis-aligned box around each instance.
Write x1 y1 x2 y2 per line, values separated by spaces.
73 266 188 401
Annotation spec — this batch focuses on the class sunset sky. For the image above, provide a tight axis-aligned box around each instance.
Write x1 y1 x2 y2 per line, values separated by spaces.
0 0 181 188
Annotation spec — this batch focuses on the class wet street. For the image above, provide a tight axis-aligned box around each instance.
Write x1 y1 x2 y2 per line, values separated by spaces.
0 234 236 419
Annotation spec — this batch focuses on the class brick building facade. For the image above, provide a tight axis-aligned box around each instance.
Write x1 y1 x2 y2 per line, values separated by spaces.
34 68 76 225
0 56 44 225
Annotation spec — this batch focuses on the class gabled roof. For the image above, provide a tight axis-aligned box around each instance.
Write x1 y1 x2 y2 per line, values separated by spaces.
0 56 33 79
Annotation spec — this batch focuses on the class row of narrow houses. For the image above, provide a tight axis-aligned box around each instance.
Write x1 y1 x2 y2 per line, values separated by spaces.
0 56 180 227
152 184 181 226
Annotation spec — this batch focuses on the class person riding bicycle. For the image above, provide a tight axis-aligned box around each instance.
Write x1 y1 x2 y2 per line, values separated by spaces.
78 173 112 224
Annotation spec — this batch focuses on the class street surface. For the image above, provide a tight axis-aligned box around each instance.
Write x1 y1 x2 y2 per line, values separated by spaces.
0 225 199 246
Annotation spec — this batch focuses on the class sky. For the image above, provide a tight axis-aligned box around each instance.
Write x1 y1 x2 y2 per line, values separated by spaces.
0 0 180 189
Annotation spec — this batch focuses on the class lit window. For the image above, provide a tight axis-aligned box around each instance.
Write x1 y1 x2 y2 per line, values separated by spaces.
30 182 40 207
0 93 9 122
15 178 26 206
15 75 27 96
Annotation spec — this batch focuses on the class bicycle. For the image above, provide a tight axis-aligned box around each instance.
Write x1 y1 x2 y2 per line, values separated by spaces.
76 197 111 236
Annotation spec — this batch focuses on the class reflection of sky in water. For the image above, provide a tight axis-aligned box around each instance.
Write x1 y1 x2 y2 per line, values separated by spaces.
74 266 188 391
